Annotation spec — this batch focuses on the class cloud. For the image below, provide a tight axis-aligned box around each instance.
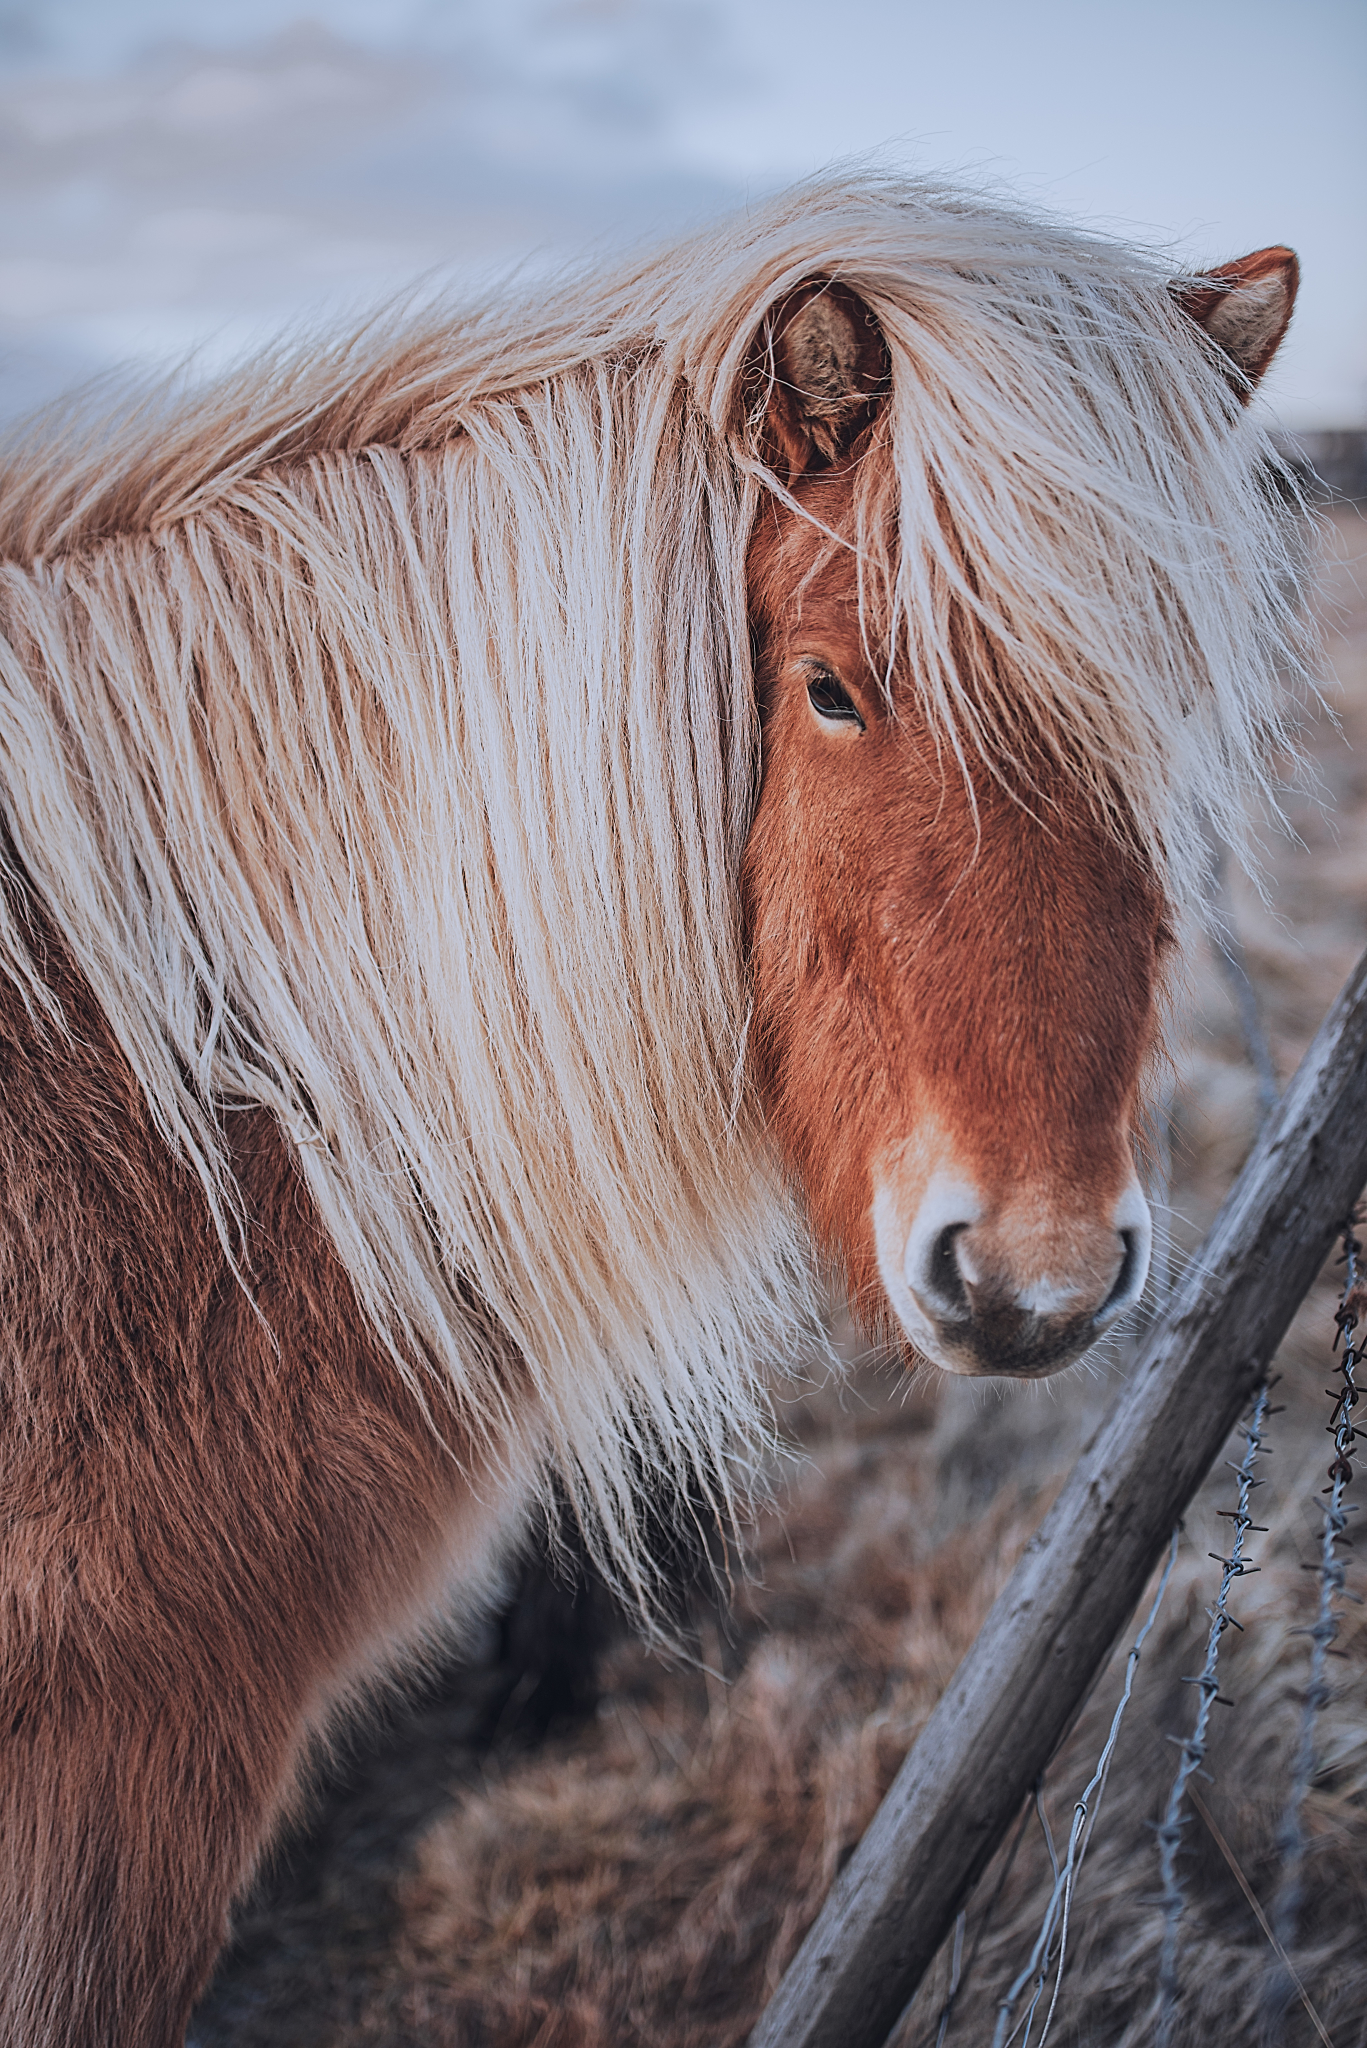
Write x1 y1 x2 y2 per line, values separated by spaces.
0 7 747 421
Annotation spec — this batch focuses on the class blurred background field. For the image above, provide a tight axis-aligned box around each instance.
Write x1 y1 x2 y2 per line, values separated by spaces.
2 5 1363 2043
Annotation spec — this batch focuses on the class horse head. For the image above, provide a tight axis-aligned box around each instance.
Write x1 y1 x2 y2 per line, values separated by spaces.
743 257 1297 1378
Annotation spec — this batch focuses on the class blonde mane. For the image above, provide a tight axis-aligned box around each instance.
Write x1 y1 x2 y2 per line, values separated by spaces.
0 174 1310 1582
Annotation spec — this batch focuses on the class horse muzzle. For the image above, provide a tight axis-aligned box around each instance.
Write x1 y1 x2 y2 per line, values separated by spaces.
872 1170 1152 1378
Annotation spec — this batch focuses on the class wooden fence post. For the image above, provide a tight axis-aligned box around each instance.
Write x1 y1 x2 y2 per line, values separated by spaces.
748 942 1367 2048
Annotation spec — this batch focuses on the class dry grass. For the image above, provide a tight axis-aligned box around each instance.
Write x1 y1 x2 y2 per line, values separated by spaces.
353 1399 1367 2048
399 1402 1031 2048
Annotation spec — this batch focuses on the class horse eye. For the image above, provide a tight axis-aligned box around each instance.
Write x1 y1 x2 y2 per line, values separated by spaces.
806 669 865 729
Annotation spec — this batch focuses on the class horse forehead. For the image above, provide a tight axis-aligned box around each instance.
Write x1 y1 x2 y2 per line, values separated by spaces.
747 477 861 611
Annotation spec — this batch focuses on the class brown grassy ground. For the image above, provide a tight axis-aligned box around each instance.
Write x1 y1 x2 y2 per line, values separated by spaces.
192 504 1367 2048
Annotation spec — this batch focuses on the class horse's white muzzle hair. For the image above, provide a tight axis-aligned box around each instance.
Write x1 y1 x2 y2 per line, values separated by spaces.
873 1171 1152 1378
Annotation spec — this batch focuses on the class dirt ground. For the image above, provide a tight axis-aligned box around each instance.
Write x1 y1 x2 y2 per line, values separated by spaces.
190 502 1367 2048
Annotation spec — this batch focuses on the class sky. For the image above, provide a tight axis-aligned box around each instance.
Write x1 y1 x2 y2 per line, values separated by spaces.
0 0 1361 430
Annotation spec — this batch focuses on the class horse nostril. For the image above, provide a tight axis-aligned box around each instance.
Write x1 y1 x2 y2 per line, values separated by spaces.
1096 1222 1150 1327
929 1223 970 1317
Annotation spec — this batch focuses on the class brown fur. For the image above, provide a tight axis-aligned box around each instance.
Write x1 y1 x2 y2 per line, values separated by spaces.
0 885 509 2047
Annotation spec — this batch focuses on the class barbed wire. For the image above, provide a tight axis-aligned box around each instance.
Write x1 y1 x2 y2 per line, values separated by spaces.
1269 1211 1363 1960
1154 1378 1273 2046
987 1527 1181 2048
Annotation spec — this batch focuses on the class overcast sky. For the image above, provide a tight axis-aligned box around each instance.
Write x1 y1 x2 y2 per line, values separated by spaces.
0 0 1361 429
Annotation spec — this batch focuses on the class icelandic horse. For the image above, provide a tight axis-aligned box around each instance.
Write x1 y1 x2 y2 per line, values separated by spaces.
0 180 1303 2043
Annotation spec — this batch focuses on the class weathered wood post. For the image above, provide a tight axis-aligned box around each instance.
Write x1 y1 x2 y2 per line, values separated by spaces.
749 942 1367 2048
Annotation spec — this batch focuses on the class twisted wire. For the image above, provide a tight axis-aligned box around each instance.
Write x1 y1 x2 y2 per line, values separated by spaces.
1155 1380 1272 2043
989 1527 1181 2048
1269 1214 1362 1955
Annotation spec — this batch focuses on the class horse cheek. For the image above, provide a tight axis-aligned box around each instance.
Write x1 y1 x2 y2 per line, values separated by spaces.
744 730 893 1313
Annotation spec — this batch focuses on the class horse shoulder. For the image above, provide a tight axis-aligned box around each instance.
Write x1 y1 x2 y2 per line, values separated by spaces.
0 912 503 2047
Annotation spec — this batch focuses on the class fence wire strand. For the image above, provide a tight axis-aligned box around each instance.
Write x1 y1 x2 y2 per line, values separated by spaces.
1269 1213 1363 1961
987 1527 1181 2048
1154 1379 1272 2044
911 1790 1035 2048
932 1912 965 2048
1209 848 1281 1125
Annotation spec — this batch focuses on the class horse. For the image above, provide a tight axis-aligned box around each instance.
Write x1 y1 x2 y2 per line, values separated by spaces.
0 175 1304 2044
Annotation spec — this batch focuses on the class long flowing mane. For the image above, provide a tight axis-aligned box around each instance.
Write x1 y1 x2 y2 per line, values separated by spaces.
0 174 1309 1577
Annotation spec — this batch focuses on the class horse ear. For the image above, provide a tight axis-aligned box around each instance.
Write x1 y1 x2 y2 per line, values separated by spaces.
753 281 890 478
1173 246 1299 401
